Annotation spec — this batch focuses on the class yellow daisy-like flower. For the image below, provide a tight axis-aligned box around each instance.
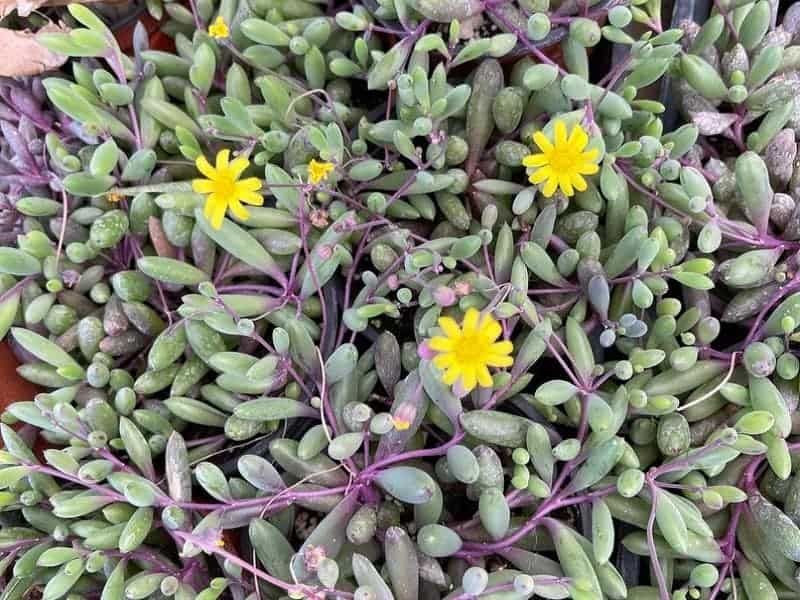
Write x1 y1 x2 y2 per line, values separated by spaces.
106 191 123 204
428 308 513 393
192 149 264 229
522 120 600 198
208 16 229 39
308 159 335 185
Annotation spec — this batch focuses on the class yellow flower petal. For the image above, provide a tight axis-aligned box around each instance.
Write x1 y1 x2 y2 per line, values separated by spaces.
463 367 479 392
206 197 227 229
208 16 229 39
554 120 568 146
193 179 216 194
308 158 335 184
433 353 455 369
568 124 588 150
462 308 480 336
429 337 455 352
216 149 230 171
437 317 461 339
237 190 265 206
581 149 599 162
559 173 574 197
542 176 558 198
489 340 513 355
238 177 263 193
532 131 553 153
522 153 549 168
203 195 219 222
477 366 493 388
479 319 502 342
485 354 514 368
578 161 600 175
529 167 551 185
442 367 461 385
571 173 588 192
228 199 251 221
392 417 411 431
196 155 217 179
229 156 250 179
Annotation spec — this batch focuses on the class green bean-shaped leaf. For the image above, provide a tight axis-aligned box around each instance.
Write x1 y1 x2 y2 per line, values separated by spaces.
654 488 689 554
237 454 285 493
195 208 286 287
37 547 80 567
749 375 791 438
565 437 624 493
353 553 395 600
249 518 294 581
234 397 319 421
325 343 358 384
749 493 800 561
195 461 232 501
11 328 81 372
0 248 40 276
42 558 85 600
546 518 602 600
384 526 419 600
164 397 227 428
566 317 594 381
119 507 153 552
479 488 510 541
520 242 569 286
137 256 208 286
417 524 463 557
739 558 778 600
375 466 437 504
101 559 127 600
526 423 554 485
165 432 192 502
460 410 533 447
119 416 155 480
592 499 614 565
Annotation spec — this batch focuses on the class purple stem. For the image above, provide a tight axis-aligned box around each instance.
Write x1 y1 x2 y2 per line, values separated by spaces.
105 49 142 151
646 480 670 600
173 529 354 598
455 485 615 557
483 4 564 72
743 277 800 346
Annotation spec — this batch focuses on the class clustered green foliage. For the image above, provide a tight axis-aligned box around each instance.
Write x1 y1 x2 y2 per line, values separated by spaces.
2 0 800 599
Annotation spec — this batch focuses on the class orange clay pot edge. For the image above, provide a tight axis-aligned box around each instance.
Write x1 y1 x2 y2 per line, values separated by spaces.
0 341 41 413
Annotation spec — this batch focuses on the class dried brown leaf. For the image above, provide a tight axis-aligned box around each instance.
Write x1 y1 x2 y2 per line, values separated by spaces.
0 25 67 77
1 0 123 18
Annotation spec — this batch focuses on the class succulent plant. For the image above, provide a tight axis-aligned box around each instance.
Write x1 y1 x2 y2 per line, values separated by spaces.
0 76 85 246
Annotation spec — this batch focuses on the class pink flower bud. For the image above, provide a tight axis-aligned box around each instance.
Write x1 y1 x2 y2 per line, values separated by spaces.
391 402 417 431
418 340 436 360
454 281 472 296
303 545 327 572
433 286 457 307
309 209 329 228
